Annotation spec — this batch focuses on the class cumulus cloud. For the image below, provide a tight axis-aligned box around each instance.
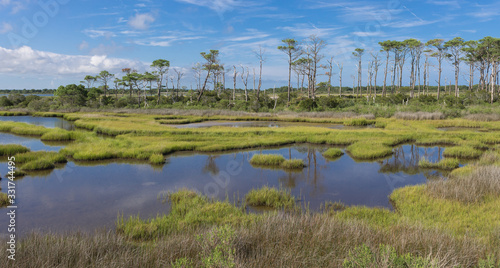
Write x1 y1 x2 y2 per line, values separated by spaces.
128 13 155 30
0 46 147 76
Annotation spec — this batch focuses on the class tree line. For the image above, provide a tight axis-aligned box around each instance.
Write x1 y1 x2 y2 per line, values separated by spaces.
75 35 499 109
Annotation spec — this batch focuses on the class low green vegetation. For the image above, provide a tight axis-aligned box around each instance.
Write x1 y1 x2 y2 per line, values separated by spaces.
419 158 460 170
15 151 67 171
0 144 30 156
280 159 305 169
443 146 484 159
342 244 433 268
322 148 344 159
0 193 9 207
249 154 285 166
347 142 393 159
117 189 253 240
245 186 296 209
149 153 165 165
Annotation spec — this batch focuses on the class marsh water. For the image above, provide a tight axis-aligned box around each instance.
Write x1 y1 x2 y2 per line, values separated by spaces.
0 115 75 131
0 116 447 236
170 121 351 129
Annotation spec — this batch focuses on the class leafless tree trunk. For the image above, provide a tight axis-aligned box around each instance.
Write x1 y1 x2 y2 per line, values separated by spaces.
232 65 238 102
241 65 249 102
254 46 265 101
336 61 343 97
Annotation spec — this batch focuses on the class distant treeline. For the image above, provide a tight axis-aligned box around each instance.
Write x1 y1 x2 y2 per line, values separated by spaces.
0 89 55 94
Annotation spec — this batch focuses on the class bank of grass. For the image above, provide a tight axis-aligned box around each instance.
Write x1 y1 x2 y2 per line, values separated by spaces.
40 129 75 141
443 146 484 159
281 159 305 169
322 148 344 159
245 186 296 209
15 151 67 171
0 193 9 207
0 111 28 116
427 166 500 204
0 144 30 156
149 153 165 165
419 158 459 170
347 142 393 159
249 154 285 166
117 189 254 240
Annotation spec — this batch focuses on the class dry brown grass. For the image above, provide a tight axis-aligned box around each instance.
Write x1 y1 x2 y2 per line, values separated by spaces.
0 214 488 268
428 166 500 204
464 113 500 122
394 111 445 120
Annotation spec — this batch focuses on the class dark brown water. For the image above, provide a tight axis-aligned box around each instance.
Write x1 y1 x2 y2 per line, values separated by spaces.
0 134 446 236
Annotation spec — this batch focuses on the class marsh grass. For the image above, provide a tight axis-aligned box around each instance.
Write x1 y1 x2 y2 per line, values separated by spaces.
394 112 445 120
281 159 305 169
117 189 252 240
0 144 30 156
0 111 28 116
249 154 285 166
0 193 9 207
322 148 344 159
419 158 459 170
344 118 374 126
443 146 483 159
15 151 67 171
427 166 500 204
2 211 492 267
245 186 296 209
149 153 165 165
347 142 393 159
40 129 75 141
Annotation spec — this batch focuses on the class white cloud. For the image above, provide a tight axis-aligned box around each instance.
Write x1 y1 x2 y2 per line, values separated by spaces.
133 31 204 47
0 46 147 76
426 0 460 9
352 31 384 37
0 22 12 34
128 13 155 30
83 29 116 39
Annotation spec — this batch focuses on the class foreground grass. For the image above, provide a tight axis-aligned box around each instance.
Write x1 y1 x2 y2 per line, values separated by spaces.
245 186 296 209
322 148 344 159
0 193 9 207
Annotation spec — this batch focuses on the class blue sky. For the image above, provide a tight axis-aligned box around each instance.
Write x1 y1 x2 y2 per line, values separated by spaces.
0 0 498 89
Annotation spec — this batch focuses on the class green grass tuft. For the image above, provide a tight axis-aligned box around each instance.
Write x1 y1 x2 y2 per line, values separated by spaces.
280 159 305 169
347 142 393 159
322 148 344 159
0 193 9 207
149 153 165 165
245 186 296 209
40 129 74 141
0 144 30 156
443 146 483 159
249 154 285 166
418 158 459 170
20 159 55 171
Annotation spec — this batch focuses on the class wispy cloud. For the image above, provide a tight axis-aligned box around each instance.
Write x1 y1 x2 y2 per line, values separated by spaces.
70 12 120 19
352 31 385 37
225 29 269 42
133 31 204 47
82 29 117 39
128 13 156 30
385 19 440 28
278 23 342 38
174 0 258 16
426 0 461 9
468 2 500 21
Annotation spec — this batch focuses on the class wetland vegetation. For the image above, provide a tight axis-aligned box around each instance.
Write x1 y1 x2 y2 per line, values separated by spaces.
0 110 498 267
